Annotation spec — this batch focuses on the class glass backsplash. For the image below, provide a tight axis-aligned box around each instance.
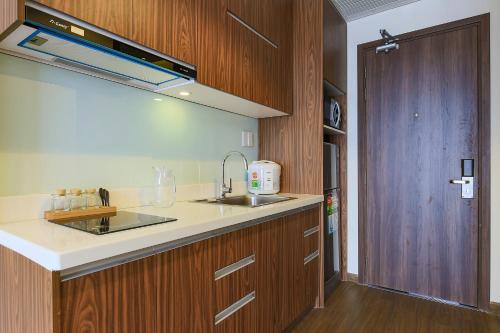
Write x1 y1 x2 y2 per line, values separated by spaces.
0 53 258 196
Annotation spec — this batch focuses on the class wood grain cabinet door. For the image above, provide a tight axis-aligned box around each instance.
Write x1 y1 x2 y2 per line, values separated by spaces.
212 227 258 333
197 0 292 113
302 208 320 309
255 218 284 333
35 0 196 65
227 0 286 47
35 0 132 37
281 209 320 330
323 0 347 93
156 239 214 333
60 256 156 333
280 212 306 329
129 0 196 65
0 0 24 40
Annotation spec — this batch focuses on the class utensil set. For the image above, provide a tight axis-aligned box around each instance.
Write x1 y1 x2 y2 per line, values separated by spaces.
99 188 110 207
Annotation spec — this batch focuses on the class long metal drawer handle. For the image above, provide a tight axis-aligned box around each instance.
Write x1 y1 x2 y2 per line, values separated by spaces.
304 226 320 238
215 291 256 325
304 250 320 265
214 254 256 281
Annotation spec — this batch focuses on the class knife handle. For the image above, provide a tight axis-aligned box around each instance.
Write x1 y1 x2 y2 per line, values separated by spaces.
99 188 105 206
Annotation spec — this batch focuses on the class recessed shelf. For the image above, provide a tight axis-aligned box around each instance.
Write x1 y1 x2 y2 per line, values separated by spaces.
323 79 346 98
324 124 346 136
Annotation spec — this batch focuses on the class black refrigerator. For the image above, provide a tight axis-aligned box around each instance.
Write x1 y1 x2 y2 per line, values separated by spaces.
323 142 340 295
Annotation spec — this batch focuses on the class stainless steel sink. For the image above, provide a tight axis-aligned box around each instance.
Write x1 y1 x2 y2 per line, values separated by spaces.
193 195 295 208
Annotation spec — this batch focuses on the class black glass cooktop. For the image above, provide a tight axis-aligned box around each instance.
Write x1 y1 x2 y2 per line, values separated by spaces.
49 211 177 235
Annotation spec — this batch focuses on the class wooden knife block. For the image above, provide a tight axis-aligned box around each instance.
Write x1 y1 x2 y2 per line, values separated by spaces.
44 206 117 222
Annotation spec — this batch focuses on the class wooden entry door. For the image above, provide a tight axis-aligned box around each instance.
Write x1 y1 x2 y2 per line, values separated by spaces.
358 16 490 307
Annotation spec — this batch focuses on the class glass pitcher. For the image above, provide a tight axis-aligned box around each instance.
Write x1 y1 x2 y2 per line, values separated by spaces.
152 166 176 208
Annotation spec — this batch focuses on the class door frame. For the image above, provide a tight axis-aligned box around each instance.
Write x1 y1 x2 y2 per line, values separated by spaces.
357 14 491 310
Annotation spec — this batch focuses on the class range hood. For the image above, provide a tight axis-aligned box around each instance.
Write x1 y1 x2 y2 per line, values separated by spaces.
0 2 287 118
0 3 196 92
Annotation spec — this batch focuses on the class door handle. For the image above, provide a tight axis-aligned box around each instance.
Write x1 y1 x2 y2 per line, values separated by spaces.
450 159 474 199
450 179 470 185
450 177 474 199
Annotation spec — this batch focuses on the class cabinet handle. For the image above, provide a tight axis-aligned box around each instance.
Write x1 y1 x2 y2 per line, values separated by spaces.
304 250 320 265
226 11 278 49
215 291 256 325
214 254 255 281
304 226 320 238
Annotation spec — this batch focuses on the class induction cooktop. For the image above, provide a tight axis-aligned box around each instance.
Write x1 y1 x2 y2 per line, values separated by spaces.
49 211 177 235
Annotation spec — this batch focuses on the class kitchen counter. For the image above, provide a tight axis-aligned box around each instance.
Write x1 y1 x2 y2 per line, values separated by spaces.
0 194 323 273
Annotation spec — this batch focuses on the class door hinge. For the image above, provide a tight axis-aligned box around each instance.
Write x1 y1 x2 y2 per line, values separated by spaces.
365 256 368 267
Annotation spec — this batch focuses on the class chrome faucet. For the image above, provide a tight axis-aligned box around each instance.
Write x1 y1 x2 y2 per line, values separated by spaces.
220 151 248 198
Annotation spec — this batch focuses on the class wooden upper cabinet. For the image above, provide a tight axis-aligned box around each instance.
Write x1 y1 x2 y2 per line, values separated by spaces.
34 0 292 112
227 0 286 47
323 0 347 93
0 0 24 40
36 0 131 37
35 0 196 65
197 0 293 114
128 0 166 57
130 0 197 65
225 14 285 112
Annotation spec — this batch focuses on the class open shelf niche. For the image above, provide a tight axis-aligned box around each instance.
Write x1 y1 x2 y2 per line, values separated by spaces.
323 81 348 297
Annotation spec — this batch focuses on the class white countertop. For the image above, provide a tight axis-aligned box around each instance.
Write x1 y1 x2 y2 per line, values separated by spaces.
0 194 323 271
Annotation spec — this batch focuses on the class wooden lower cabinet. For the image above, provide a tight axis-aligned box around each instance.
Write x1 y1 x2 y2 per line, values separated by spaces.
281 212 307 329
213 227 257 333
2 207 320 333
304 255 319 312
280 209 320 330
212 208 320 333
156 239 214 333
60 256 157 333
302 209 321 312
255 218 284 333
0 246 59 333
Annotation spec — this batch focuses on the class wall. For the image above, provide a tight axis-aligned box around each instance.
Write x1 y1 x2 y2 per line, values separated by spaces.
346 0 500 301
0 53 257 196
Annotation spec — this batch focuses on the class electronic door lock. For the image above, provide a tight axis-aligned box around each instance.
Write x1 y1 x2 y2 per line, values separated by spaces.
450 159 474 199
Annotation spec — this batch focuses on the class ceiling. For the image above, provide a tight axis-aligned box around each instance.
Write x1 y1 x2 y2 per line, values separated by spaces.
331 0 421 21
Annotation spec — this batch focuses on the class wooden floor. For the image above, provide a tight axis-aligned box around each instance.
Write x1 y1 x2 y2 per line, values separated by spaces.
293 282 500 333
